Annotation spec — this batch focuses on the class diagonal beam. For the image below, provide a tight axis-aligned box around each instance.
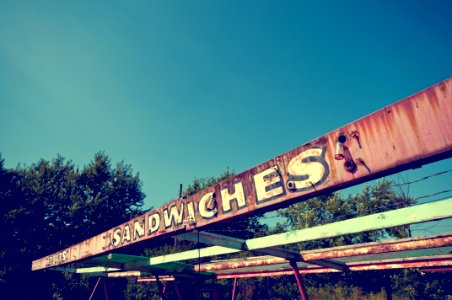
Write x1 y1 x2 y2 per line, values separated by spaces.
177 230 344 269
307 259 347 271
177 231 246 250
177 231 301 260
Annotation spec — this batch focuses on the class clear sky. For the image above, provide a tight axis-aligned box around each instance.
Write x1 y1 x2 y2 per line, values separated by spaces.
1 0 451 229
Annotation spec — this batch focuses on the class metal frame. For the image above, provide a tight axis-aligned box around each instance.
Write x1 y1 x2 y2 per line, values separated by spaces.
53 198 451 270
31 78 452 299
49 200 452 300
33 78 452 272
48 200 452 299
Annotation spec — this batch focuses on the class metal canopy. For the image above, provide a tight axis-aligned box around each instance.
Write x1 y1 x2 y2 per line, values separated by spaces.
177 230 346 270
32 78 452 272
50 199 452 280
31 78 452 300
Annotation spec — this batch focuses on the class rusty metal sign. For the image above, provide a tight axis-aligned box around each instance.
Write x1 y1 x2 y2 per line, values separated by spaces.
32 78 452 271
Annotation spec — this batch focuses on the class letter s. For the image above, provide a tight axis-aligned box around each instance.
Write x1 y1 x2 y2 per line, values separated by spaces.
112 228 122 247
287 147 329 192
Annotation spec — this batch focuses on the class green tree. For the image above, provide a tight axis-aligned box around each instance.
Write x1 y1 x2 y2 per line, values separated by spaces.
0 155 34 296
0 153 145 299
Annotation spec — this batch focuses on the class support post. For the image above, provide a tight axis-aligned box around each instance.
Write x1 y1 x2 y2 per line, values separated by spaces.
289 261 309 300
89 277 102 300
103 278 109 300
173 282 182 300
156 276 165 300
232 278 238 300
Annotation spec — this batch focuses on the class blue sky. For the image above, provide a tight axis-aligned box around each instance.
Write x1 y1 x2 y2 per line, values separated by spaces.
1 1 451 231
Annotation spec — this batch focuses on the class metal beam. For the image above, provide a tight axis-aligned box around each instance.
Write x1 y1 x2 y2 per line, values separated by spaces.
337 246 452 263
178 230 346 270
32 78 452 271
51 234 452 280
216 269 335 279
196 256 286 272
53 210 451 278
195 236 452 273
108 271 142 278
420 267 452 273
76 267 121 274
196 257 343 273
214 256 452 279
300 233 452 261
125 260 194 273
246 199 452 250
150 246 240 265
49 266 77 273
209 250 452 276
88 253 146 269
290 261 309 300
72 233 446 273
139 199 452 266
88 277 102 300
178 230 301 260
348 257 452 271
177 231 246 250
213 262 311 275
307 259 347 271
137 276 175 282
232 278 238 300
85 253 198 275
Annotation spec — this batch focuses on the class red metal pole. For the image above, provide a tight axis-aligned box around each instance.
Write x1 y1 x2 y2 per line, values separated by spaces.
156 276 166 300
88 277 102 300
103 278 109 300
173 283 182 300
290 261 309 300
231 278 238 300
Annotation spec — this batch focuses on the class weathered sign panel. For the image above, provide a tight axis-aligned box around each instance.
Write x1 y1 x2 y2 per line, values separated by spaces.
32 78 452 271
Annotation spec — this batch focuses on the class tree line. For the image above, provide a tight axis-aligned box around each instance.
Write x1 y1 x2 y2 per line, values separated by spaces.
0 153 450 299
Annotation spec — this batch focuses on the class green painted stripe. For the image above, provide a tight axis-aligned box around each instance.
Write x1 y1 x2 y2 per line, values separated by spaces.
76 266 121 273
246 198 452 250
150 246 240 265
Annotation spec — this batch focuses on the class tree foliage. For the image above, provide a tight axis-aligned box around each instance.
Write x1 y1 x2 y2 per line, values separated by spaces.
0 153 144 299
